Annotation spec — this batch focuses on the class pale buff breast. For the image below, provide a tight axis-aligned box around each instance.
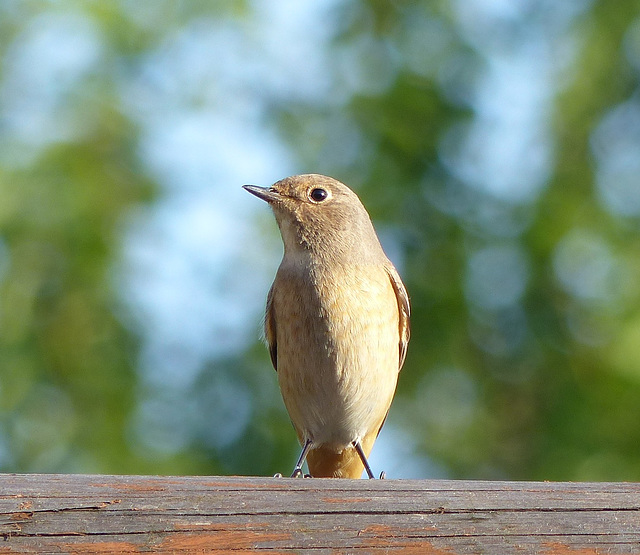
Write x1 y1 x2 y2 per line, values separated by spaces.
272 261 400 450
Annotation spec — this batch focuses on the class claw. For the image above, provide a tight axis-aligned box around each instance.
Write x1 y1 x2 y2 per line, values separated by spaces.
273 473 283 478
353 441 376 479
290 439 313 479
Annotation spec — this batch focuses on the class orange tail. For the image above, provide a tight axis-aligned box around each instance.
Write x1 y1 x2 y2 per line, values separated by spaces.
306 433 377 478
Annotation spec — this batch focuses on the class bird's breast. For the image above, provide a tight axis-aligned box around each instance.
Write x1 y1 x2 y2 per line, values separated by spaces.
271 260 400 448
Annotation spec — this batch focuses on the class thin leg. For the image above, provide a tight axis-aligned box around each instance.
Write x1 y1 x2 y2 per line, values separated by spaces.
291 438 313 478
353 441 376 479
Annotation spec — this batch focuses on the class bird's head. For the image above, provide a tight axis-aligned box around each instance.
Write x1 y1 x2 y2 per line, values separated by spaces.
243 174 384 263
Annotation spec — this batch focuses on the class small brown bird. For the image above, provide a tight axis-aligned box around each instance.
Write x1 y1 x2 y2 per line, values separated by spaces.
244 174 410 478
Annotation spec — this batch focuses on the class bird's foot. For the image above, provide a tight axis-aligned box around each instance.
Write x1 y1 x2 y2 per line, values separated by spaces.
273 473 283 478
379 471 386 480
291 468 304 478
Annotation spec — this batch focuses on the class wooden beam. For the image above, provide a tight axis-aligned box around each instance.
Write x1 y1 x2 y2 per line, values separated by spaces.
1 474 639 553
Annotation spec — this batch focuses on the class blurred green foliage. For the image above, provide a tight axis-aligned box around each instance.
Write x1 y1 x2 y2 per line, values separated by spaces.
1 0 640 480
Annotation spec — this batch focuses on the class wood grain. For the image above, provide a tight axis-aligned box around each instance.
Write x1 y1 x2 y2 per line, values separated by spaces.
1 474 639 553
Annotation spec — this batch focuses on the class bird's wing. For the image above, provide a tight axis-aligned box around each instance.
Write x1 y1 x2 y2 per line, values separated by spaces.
385 264 410 371
264 284 278 371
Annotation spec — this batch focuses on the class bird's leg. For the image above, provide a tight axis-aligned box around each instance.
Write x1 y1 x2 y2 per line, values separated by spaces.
353 440 377 479
291 438 313 478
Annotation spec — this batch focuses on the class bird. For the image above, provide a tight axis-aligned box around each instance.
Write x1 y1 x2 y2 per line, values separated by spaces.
243 174 410 478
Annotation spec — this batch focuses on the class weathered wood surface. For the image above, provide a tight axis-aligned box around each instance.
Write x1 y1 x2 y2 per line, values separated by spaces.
1 474 639 554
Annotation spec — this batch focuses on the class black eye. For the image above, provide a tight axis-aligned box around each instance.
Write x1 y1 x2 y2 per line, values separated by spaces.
310 188 328 202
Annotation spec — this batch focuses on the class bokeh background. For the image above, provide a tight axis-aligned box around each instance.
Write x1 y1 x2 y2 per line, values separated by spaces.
2 0 640 480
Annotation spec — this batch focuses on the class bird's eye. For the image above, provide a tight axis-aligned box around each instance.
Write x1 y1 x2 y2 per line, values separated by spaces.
309 188 328 202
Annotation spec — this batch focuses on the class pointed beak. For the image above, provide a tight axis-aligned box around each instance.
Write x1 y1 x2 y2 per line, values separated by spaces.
243 185 282 203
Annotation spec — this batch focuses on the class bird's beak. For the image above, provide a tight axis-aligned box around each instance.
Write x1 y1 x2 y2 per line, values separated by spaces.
243 185 282 203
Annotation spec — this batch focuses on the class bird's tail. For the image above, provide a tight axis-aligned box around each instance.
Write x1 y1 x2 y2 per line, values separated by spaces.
306 433 376 478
